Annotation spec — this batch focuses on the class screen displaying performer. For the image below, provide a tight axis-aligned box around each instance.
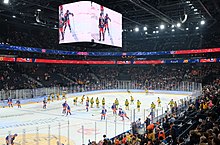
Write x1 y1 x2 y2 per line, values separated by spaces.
59 1 122 47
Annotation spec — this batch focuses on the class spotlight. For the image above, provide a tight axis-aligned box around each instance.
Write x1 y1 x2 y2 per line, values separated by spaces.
153 31 156 34
130 29 133 32
135 27 139 32
3 0 9 4
186 28 189 30
156 30 159 33
172 29 175 32
186 1 190 4
171 25 175 28
145 32 148 34
195 27 199 30
177 23 181 27
191 6 194 9
194 9 198 12
12 15 16 18
156 27 159 29
200 20 205 25
143 27 147 31
160 24 165 30
37 9 41 12
189 4 193 6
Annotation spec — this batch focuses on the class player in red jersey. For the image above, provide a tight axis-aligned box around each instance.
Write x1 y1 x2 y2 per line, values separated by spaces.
99 13 105 41
64 10 74 33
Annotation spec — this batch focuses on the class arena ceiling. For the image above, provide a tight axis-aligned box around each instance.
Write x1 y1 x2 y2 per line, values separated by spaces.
0 0 220 36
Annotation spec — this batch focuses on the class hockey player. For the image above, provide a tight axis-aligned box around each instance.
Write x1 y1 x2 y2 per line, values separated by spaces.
168 99 174 110
150 102 156 110
86 96 90 103
47 95 51 103
62 93 66 100
102 97 105 107
130 96 134 105
5 134 18 145
16 100 21 108
104 13 111 34
98 13 105 41
125 99 129 110
96 97 100 108
51 94 55 102
115 98 119 108
157 97 161 107
62 101 67 114
81 95 85 104
57 93 60 101
101 107 107 120
43 98 47 109
63 10 74 33
66 105 71 116
90 97 94 108
86 100 89 112
73 97 78 106
118 108 129 120
111 103 117 114
137 100 141 112
7 98 13 108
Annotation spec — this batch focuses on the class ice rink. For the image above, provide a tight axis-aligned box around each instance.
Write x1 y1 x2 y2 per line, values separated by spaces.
0 90 191 145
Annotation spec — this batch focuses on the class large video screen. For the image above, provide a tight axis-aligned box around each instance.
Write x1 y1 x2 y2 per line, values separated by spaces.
59 1 122 47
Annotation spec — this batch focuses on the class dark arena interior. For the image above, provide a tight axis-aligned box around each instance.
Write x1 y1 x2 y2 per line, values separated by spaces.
0 0 220 145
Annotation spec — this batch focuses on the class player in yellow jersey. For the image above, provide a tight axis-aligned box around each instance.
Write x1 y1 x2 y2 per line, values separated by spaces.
86 96 90 103
96 97 100 108
90 97 94 108
137 100 141 112
150 102 156 110
157 97 161 107
168 99 174 110
102 98 105 107
130 96 134 105
115 98 119 108
81 95 85 104
73 97 78 105
57 93 60 100
47 95 51 103
125 99 129 110
62 93 66 100
51 94 55 102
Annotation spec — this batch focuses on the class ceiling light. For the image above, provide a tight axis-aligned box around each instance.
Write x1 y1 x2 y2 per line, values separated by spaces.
156 27 159 29
145 32 148 34
186 1 190 4
37 9 41 12
160 24 165 30
200 20 205 25
189 4 193 6
156 30 159 33
171 25 175 28
186 28 189 30
130 29 133 32
153 31 156 34
194 9 198 12
12 15 16 18
3 0 9 4
135 27 139 32
172 29 175 32
177 23 181 27
143 27 147 31
191 6 194 9
195 27 199 30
